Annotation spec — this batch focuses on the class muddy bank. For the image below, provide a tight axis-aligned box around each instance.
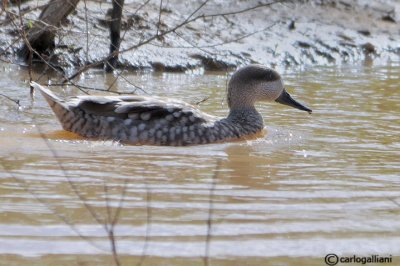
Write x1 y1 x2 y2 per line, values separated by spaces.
1 0 399 72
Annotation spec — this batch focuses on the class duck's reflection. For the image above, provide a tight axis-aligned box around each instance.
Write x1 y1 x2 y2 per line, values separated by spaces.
220 142 285 189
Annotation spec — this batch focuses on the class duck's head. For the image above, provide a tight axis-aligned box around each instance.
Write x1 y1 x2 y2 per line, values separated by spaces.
227 64 312 114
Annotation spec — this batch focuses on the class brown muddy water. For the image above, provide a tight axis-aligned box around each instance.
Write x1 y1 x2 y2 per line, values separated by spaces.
0 61 399 266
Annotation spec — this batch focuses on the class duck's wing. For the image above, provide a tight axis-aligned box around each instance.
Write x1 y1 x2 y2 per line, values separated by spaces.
68 95 213 126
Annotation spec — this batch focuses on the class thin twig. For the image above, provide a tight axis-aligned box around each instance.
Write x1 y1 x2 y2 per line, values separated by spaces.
99 160 129 266
137 179 152 266
7 9 91 96
0 163 106 252
133 0 151 15
194 96 210 106
83 0 90 63
34 123 124 265
111 179 129 227
103 181 112 230
64 0 286 81
0 3 47 26
36 126 107 227
0 93 20 106
103 179 121 266
109 179 129 266
165 23 278 50
204 160 221 266
156 0 163 37
388 198 400 208
109 228 121 266
49 82 142 95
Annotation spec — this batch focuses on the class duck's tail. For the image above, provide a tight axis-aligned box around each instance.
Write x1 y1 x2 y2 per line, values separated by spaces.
30 82 73 129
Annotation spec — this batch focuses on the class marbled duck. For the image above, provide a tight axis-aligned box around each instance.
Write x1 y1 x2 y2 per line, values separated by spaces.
32 65 312 146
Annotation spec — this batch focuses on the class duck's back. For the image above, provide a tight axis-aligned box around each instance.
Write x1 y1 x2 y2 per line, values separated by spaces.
33 82 240 145
68 95 218 145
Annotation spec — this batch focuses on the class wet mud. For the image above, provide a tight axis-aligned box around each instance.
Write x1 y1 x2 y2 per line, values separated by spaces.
1 0 399 72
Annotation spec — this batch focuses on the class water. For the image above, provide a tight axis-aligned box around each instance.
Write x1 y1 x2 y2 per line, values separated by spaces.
0 62 399 265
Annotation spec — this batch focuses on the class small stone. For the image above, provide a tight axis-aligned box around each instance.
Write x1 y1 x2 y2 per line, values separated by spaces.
357 29 371 36
361 42 376 54
297 41 311 49
382 15 396 23
288 20 295 30
151 62 165 71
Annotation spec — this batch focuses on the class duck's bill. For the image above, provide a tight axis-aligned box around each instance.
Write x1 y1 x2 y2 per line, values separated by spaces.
275 89 312 114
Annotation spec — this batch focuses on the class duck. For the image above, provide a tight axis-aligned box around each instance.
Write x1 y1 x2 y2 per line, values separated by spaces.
31 64 312 146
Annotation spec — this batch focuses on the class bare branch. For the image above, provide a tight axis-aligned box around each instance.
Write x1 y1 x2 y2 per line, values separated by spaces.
83 0 90 63
111 179 129 227
168 22 278 50
36 126 108 227
204 160 221 266
0 163 107 252
64 0 286 81
103 180 122 266
18 0 80 59
137 179 152 266
156 0 163 36
0 93 20 106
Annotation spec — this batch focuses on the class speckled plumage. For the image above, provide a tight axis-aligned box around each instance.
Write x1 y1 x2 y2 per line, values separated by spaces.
32 65 312 146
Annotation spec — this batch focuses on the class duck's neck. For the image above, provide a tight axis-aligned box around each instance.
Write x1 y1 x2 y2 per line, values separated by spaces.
226 106 264 134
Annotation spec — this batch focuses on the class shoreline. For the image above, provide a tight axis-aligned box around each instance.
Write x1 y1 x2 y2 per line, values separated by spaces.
0 0 399 73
